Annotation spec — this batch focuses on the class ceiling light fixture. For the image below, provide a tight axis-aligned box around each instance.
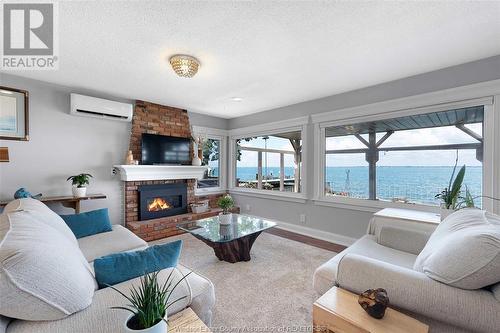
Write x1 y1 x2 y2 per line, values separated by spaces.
231 97 243 102
169 55 200 78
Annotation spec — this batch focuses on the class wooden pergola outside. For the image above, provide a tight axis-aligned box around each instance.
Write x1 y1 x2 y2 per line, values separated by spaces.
238 130 302 192
325 106 484 200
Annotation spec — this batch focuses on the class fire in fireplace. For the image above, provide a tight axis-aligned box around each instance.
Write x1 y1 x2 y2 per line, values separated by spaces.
148 197 172 212
138 183 187 220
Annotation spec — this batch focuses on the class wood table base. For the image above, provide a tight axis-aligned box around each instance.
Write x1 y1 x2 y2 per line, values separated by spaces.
194 231 262 263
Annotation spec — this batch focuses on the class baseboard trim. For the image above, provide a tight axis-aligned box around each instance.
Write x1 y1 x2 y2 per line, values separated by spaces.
273 220 357 247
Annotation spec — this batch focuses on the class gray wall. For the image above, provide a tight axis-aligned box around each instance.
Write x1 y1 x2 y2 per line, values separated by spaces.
229 55 500 241
0 73 228 223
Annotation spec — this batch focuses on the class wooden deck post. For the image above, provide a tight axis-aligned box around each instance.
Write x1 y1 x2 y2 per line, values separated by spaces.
257 151 263 189
280 153 285 191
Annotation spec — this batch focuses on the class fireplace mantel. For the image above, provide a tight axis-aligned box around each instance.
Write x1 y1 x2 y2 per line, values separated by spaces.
113 165 208 181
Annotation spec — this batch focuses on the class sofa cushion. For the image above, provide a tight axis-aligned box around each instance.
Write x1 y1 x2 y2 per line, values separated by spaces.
313 234 417 295
78 225 147 262
94 240 182 288
2 198 78 246
414 208 500 289
5 265 215 333
60 208 113 238
0 210 95 320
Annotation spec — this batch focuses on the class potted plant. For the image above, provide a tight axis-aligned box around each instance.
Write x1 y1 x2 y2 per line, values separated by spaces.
67 173 93 197
110 270 191 333
217 194 234 225
435 162 465 221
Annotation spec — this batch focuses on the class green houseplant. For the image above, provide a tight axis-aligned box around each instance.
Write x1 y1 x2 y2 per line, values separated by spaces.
217 194 234 225
67 173 93 198
110 270 191 333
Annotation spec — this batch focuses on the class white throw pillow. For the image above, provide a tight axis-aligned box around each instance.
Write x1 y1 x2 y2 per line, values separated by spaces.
414 208 500 289
3 198 78 245
0 210 95 320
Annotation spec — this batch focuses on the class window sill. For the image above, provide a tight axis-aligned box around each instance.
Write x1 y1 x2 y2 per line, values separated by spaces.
229 188 307 203
313 196 441 214
195 188 227 196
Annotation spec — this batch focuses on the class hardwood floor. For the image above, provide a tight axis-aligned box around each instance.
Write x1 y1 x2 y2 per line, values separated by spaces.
265 227 347 253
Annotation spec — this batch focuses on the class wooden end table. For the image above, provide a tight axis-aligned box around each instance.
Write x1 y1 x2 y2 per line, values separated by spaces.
0 193 106 214
313 287 428 333
168 307 211 333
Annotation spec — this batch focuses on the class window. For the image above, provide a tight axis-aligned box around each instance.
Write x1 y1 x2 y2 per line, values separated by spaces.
198 138 221 189
323 106 484 207
192 126 227 193
235 130 302 193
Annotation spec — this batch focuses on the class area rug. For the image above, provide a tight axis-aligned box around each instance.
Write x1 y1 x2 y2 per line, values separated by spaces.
153 232 336 331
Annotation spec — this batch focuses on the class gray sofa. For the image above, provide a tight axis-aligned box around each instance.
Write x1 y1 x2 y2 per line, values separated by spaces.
313 209 500 333
0 199 215 333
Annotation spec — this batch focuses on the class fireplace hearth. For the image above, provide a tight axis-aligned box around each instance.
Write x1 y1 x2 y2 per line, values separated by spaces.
138 183 187 221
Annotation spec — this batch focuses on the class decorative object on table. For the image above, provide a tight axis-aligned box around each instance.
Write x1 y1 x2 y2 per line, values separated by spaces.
109 270 190 333
67 173 93 197
358 288 389 319
13 188 42 200
191 135 202 166
0 86 29 141
125 150 135 165
190 200 208 214
435 154 466 221
0 147 9 162
217 194 234 225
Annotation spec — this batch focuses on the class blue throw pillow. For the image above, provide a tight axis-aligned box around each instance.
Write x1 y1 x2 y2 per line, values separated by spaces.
93 240 182 288
60 208 113 238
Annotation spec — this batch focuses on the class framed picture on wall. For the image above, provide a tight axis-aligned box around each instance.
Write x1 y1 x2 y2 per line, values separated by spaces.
0 86 29 141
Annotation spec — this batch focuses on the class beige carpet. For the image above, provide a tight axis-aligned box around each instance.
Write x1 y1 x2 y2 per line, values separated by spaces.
153 232 335 330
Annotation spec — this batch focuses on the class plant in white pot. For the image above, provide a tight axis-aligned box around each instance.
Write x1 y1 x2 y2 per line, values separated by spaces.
67 173 93 197
110 270 191 333
217 194 234 225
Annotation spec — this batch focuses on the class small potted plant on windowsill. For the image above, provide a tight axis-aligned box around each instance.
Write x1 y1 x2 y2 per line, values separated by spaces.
217 194 234 225
110 271 191 333
67 173 93 197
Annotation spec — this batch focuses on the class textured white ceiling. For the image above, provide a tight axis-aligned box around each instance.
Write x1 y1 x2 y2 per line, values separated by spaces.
4 1 500 118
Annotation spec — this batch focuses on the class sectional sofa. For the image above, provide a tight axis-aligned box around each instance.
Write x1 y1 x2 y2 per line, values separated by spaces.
313 208 500 333
0 198 215 333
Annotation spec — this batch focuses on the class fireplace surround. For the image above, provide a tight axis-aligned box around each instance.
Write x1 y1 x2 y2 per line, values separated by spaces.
138 183 187 221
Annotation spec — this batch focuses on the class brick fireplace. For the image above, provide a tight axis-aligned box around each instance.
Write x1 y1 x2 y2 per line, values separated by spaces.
123 101 233 241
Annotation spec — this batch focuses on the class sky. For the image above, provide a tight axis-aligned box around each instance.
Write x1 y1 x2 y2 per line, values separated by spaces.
236 123 483 167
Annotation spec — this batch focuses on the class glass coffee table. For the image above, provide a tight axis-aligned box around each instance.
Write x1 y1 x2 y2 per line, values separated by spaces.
177 214 276 263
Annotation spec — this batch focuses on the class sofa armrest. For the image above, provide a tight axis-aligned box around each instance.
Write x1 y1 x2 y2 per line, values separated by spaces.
378 226 431 255
336 254 499 333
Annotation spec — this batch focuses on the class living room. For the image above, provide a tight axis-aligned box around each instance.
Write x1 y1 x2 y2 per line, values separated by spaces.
1 1 500 333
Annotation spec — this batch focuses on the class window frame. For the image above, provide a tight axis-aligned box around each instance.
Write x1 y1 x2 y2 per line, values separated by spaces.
228 117 308 202
313 96 498 214
192 126 228 195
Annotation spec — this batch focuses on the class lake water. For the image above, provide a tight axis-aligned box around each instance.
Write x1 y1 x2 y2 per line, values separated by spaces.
233 166 482 206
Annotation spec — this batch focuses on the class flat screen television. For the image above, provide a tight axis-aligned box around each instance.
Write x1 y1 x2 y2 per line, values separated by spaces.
141 133 191 165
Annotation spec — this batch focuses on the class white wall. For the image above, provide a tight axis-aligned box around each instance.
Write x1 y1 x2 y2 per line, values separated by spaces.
0 74 228 223
229 55 500 242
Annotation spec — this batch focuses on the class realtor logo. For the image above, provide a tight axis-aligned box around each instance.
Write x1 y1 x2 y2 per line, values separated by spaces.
1 2 59 70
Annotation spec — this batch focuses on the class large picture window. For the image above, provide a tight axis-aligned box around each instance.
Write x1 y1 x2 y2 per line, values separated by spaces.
235 130 302 193
324 106 484 207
